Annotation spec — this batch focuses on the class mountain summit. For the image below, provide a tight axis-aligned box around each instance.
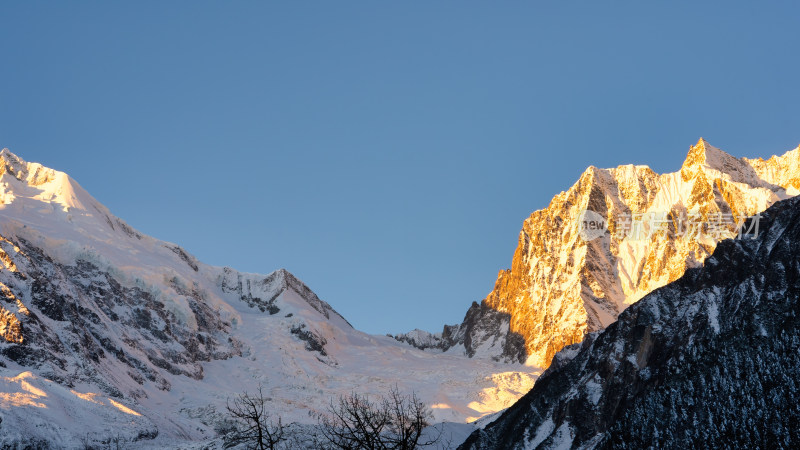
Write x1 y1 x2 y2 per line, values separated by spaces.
405 140 800 368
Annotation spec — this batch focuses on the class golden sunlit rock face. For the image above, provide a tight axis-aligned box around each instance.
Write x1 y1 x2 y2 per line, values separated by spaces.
483 139 800 368
0 150 55 187
0 240 29 344
0 305 23 344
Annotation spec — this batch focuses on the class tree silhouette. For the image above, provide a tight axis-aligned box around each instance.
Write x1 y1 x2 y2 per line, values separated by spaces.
318 386 438 449
226 384 286 450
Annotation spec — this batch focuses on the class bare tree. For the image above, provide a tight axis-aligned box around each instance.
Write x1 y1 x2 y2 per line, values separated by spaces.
318 386 439 449
226 384 286 450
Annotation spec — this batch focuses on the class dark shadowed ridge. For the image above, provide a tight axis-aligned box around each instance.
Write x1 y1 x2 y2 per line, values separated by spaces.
460 195 800 449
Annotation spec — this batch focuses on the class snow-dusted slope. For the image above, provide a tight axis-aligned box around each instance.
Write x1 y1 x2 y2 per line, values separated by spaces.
0 149 538 447
412 139 800 368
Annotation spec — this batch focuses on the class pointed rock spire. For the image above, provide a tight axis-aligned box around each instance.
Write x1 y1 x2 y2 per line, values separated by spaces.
682 138 717 169
680 138 750 182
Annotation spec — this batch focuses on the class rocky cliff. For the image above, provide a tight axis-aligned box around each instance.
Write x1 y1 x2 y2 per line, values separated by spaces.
418 139 800 367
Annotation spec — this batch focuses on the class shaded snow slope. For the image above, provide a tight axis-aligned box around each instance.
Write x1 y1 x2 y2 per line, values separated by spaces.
0 149 538 447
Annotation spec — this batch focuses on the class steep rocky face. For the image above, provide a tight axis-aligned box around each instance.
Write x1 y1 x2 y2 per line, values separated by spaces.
391 302 528 363
434 139 799 367
0 227 354 400
0 231 244 395
219 267 351 326
460 195 800 449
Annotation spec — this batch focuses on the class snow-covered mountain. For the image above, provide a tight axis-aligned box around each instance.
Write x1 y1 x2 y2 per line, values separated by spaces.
406 139 800 368
5 140 799 447
459 193 800 449
0 149 538 447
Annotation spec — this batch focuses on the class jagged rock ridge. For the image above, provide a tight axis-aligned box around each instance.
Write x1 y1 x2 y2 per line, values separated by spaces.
411 139 800 367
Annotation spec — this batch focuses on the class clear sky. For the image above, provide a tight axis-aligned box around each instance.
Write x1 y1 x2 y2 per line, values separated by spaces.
1 1 799 335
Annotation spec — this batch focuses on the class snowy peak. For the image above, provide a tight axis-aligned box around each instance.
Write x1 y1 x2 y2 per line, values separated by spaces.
0 148 58 187
270 268 352 328
680 138 755 184
0 148 99 214
680 138 724 169
216 265 352 330
436 140 799 369
0 150 542 446
745 144 800 194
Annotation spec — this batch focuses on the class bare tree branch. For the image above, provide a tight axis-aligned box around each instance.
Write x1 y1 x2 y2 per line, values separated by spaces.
317 386 438 449
226 384 286 450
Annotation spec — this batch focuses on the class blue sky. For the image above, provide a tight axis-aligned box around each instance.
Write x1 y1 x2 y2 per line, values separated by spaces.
1 1 799 334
